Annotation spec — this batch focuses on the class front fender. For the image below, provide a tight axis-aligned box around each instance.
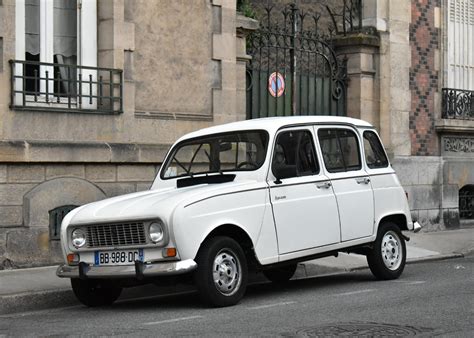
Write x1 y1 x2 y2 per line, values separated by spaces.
172 187 268 261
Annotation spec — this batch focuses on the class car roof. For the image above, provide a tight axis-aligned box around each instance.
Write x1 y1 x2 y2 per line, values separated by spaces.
177 116 374 142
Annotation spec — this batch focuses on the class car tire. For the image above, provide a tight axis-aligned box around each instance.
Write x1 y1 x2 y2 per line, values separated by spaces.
367 222 406 280
194 236 248 307
263 264 297 283
71 278 122 307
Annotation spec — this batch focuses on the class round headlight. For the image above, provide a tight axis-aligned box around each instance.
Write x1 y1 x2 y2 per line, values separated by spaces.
149 222 164 243
72 229 86 248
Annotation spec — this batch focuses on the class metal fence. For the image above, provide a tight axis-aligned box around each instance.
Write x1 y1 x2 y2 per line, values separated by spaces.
246 3 348 119
459 189 474 220
326 0 363 35
10 60 123 114
442 88 474 120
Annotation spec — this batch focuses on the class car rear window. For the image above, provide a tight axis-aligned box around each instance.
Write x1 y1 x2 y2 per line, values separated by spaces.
318 128 362 173
363 131 389 169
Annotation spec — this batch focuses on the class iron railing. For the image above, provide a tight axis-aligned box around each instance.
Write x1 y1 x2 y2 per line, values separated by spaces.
442 88 474 120
326 0 363 35
246 3 347 118
10 60 123 114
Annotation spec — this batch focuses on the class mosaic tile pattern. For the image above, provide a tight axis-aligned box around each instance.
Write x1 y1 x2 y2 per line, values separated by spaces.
409 0 440 156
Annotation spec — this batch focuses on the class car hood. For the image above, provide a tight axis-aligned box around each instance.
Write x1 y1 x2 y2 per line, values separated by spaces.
68 180 261 225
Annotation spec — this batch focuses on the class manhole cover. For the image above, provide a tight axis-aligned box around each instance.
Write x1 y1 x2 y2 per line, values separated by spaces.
288 322 433 336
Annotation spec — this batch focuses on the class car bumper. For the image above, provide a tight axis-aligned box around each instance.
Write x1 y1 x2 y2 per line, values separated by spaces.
56 259 197 279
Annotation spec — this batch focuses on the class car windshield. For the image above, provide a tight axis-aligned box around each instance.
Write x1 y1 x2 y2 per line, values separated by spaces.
161 130 269 179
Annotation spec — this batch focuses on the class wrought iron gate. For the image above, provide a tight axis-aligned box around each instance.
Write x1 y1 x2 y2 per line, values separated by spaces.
246 3 348 119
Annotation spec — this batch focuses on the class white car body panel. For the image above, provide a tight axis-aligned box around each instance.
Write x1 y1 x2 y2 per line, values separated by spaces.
268 174 341 254
330 175 375 241
173 182 269 262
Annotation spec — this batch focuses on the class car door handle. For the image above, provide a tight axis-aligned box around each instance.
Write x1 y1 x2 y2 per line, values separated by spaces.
356 177 371 184
316 181 332 189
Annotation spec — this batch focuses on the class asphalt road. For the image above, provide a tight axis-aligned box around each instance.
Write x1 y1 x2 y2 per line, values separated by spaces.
1 256 472 337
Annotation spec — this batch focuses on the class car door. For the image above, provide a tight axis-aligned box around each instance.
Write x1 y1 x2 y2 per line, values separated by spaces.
316 126 375 242
268 127 341 255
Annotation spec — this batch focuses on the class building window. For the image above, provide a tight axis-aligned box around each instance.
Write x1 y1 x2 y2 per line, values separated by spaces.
459 185 474 220
53 0 78 96
442 0 474 119
25 0 40 93
12 0 118 113
447 0 474 90
24 0 77 96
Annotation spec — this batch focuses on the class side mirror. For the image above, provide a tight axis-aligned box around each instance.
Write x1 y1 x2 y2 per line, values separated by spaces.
219 142 232 152
272 164 297 181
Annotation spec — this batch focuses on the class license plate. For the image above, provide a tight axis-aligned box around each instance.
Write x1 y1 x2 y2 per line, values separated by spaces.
94 249 144 266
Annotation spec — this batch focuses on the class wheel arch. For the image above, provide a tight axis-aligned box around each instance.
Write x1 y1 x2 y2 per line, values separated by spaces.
196 224 259 269
377 213 408 231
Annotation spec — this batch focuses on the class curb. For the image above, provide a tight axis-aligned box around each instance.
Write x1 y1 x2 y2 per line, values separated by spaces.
0 252 467 316
406 253 464 264
297 252 465 278
0 289 76 316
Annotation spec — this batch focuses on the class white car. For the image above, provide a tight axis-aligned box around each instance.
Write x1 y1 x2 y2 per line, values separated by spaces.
57 116 420 307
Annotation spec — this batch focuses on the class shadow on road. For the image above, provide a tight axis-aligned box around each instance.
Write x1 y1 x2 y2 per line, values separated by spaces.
101 269 378 312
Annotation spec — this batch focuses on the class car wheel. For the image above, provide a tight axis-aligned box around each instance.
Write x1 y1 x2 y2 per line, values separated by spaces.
367 222 406 280
194 236 248 307
263 264 297 283
71 278 122 307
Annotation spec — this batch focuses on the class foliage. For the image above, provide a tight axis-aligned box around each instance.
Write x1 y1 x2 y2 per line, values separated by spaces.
237 0 257 19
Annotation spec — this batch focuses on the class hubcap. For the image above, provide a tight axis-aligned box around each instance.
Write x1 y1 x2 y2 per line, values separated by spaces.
212 249 241 296
381 230 402 270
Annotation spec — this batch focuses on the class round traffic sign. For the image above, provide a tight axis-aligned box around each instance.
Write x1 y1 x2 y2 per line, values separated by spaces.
268 72 285 97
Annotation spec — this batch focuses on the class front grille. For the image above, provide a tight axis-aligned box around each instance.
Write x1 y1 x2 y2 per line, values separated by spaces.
85 222 147 248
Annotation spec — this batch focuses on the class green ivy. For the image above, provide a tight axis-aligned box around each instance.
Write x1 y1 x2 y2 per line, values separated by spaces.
237 0 256 19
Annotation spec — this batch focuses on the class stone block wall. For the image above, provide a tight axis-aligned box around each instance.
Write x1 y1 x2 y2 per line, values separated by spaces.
0 163 157 268
392 154 473 231
393 157 443 231
0 0 257 267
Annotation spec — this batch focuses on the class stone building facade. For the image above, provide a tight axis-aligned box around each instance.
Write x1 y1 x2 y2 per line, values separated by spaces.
0 0 472 268
0 0 257 267
352 0 474 231
245 0 473 231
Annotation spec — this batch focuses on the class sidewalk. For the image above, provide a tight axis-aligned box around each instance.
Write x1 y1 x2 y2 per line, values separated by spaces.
1 228 473 315
300 227 474 275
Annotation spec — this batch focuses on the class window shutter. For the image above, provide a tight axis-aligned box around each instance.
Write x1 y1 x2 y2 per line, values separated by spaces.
447 0 474 90
78 0 98 109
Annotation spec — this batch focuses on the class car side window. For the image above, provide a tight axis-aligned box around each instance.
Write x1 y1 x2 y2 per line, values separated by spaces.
363 131 389 169
318 128 362 173
272 130 319 179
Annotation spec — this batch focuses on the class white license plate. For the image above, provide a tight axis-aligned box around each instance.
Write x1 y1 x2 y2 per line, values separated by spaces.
94 249 144 266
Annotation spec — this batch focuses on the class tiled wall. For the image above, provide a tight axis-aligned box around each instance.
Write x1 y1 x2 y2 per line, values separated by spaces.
409 0 441 156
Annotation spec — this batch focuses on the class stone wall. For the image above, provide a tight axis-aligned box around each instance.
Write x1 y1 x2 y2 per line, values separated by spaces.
0 0 257 267
341 0 471 230
0 163 157 268
0 0 249 146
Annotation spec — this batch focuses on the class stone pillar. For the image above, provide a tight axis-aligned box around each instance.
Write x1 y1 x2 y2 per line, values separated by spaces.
377 0 412 158
98 0 136 113
211 0 258 124
236 14 259 121
211 0 237 124
333 35 380 129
